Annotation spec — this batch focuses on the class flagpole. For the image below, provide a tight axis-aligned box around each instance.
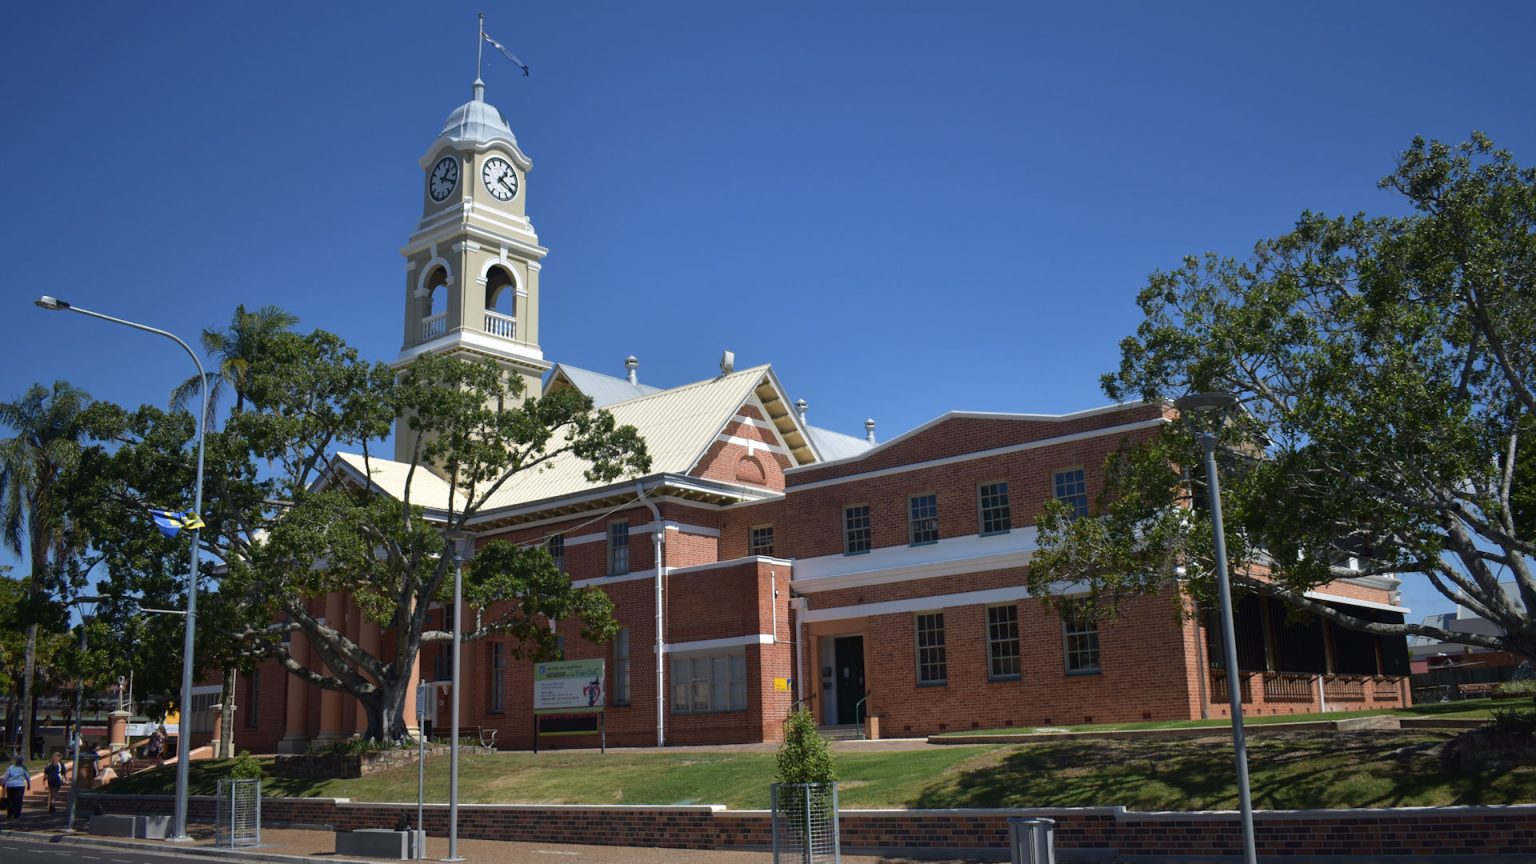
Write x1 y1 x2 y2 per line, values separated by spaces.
476 13 485 90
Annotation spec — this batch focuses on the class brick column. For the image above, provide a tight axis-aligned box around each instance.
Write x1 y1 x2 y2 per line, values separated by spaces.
403 651 423 738
316 591 347 743
107 710 130 752
354 610 381 736
278 628 311 753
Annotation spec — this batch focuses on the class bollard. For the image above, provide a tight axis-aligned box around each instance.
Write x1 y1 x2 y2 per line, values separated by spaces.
1008 816 1055 864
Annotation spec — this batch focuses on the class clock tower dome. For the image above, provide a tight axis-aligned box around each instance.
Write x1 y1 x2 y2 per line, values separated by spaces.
396 79 550 462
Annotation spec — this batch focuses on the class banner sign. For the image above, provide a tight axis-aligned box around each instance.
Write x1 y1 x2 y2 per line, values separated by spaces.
534 659 605 714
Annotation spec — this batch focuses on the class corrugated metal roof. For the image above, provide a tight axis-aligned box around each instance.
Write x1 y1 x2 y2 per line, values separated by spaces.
334 365 774 515
548 364 660 407
807 426 874 462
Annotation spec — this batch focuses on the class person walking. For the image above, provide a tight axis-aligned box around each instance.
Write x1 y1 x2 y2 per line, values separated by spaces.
42 752 65 813
4 757 29 819
147 724 167 767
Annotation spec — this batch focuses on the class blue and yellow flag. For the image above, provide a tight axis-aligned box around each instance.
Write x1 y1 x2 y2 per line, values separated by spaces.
149 509 206 538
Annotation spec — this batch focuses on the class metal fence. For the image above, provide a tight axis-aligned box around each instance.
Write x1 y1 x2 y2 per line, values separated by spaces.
215 778 262 848
771 782 839 864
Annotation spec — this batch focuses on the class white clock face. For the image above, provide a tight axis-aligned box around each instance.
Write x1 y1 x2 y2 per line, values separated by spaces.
481 157 519 201
428 155 459 202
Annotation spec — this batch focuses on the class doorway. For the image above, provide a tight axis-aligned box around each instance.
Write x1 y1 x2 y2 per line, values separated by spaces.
833 636 866 725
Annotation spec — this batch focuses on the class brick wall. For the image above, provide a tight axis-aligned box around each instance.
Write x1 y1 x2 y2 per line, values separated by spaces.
82 793 1536 859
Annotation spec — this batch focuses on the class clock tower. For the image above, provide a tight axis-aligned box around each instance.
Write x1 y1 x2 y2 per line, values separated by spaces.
396 79 550 463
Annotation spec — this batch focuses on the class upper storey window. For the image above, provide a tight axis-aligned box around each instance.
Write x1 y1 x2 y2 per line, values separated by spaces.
1054 468 1089 519
909 494 939 546
608 522 630 575
844 505 871 555
978 482 1011 536
749 526 775 557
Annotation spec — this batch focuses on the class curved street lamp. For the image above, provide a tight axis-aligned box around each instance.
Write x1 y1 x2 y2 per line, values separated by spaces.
34 296 207 843
1173 391 1257 864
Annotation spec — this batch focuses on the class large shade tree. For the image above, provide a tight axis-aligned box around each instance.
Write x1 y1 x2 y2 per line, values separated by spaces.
1029 134 1536 660
0 381 90 752
84 320 649 741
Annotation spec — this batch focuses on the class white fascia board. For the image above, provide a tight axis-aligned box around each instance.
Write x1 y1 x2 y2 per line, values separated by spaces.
785 402 1162 475
1337 573 1402 590
668 555 793 577
791 527 1040 593
564 520 720 547
464 473 776 531
1303 590 1410 615
661 634 775 655
800 581 1086 624
785 419 1167 493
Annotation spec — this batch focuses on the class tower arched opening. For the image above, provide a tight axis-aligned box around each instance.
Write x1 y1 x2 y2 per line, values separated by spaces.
484 265 517 339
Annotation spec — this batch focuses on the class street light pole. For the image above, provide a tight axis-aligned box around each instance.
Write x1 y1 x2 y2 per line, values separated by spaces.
1175 392 1258 864
34 296 208 843
442 530 473 863
63 595 102 832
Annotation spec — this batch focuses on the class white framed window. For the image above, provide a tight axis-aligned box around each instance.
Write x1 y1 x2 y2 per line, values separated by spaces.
608 522 629 575
489 642 506 713
1064 617 1101 674
915 612 947 685
844 505 871 555
671 651 747 714
613 627 631 706
547 534 564 572
909 493 939 546
987 605 1021 680
978 481 1011 535
1053 468 1090 519
749 525 775 557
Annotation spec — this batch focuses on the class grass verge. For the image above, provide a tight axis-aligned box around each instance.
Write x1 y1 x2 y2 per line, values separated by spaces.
935 698 1504 736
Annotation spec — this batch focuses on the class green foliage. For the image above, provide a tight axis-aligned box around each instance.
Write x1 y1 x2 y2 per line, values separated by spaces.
1514 661 1536 683
1030 135 1536 657
1495 679 1536 697
228 750 263 780
775 709 836 786
1488 706 1536 738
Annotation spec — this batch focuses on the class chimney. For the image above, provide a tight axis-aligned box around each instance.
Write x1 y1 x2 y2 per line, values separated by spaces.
865 418 877 444
625 355 639 385
795 399 808 424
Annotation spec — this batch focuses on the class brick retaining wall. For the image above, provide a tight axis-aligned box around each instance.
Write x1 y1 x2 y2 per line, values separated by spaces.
80 793 1536 859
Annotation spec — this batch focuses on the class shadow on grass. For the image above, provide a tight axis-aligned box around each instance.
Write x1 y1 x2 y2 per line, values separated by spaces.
909 731 1536 811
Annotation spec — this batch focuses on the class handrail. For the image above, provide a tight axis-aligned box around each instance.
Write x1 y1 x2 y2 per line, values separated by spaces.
854 693 871 740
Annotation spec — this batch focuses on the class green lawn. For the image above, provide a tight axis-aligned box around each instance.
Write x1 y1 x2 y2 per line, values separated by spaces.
936 698 1504 736
101 724 1536 811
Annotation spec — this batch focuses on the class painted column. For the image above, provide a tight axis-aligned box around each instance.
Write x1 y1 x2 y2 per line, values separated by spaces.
278 627 311 753
316 591 347 742
209 703 224 756
107 711 130 752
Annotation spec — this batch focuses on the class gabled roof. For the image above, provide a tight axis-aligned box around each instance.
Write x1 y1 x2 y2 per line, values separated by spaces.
545 363 660 407
333 364 816 519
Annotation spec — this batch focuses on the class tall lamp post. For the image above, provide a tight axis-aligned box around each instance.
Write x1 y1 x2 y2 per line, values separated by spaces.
34 296 208 843
442 529 474 863
63 595 102 832
1174 392 1257 864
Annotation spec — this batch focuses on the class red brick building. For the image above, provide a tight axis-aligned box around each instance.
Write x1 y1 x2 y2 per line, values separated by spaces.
201 82 1412 755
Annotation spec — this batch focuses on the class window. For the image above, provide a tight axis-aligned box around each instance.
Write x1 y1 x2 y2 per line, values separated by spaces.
978 482 1011 535
547 534 564 572
909 494 939 546
987 606 1021 679
915 612 947 685
670 651 747 713
1064 617 1102 674
749 525 775 557
1053 468 1089 519
608 522 629 575
489 642 506 712
844 505 871 555
244 669 260 728
613 628 631 706
189 690 218 735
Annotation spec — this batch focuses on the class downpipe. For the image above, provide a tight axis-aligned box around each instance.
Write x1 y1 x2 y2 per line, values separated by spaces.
636 481 666 747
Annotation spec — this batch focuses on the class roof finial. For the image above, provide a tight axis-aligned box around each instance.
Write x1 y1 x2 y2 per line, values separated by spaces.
794 399 808 423
865 418 877 444
625 355 639 385
474 13 486 102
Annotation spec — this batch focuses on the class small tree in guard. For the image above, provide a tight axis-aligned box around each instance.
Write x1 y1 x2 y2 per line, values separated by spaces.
216 753 263 848
772 709 839 864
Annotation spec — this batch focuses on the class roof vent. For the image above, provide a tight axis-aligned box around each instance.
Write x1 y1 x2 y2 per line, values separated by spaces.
719 350 735 376
625 355 639 385
865 418 877 444
794 399 808 423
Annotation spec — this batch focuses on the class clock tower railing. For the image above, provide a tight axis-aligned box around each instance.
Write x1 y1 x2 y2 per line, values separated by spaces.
421 312 447 342
483 310 516 340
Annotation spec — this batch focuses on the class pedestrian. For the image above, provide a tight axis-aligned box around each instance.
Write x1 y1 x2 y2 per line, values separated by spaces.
3 757 29 819
147 724 167 767
114 747 132 777
43 752 65 813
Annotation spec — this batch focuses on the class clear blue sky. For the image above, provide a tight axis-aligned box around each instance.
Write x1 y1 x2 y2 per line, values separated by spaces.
3 1 1534 618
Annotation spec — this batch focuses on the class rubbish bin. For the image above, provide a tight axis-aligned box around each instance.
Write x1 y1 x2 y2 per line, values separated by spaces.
1008 816 1055 864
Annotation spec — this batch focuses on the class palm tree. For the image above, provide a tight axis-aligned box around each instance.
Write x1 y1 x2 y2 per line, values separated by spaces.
170 304 295 755
0 381 89 753
171 304 299 426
